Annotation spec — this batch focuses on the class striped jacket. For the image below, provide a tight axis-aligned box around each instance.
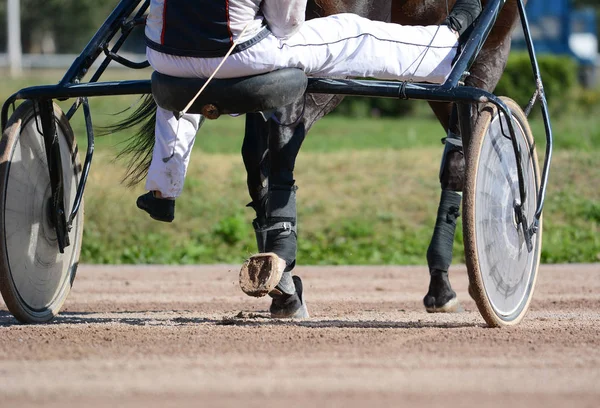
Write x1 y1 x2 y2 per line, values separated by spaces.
145 0 307 58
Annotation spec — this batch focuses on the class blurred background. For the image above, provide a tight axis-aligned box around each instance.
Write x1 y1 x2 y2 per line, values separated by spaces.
0 0 598 266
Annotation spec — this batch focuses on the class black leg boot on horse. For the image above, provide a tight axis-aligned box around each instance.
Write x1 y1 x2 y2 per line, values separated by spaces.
424 108 464 313
239 111 309 319
245 186 308 319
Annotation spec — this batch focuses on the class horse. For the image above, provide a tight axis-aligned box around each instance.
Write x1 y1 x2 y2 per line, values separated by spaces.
112 0 522 312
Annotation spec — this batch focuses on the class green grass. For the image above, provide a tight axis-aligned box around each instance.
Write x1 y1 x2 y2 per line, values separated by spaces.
1 70 599 265
80 149 600 265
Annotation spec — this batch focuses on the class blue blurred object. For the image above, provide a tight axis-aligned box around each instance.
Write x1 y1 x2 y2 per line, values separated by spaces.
512 0 597 87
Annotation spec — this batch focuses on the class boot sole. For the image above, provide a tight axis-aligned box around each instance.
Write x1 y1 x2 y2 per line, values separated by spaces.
239 253 285 297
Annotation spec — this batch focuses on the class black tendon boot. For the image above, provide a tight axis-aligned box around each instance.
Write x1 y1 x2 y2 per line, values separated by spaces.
240 186 300 298
239 219 294 297
270 275 309 319
444 0 482 36
424 189 463 313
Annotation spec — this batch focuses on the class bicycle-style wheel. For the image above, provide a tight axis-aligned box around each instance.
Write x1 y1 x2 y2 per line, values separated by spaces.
463 97 542 327
0 100 84 323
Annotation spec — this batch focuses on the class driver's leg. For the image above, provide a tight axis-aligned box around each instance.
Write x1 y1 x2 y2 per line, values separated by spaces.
137 106 202 222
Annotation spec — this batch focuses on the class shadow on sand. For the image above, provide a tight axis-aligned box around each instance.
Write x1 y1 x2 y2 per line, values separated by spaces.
0 308 483 329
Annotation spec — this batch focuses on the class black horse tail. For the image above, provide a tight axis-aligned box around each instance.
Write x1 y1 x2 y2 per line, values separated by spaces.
100 94 157 187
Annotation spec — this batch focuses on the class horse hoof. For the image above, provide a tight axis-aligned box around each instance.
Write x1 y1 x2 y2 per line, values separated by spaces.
424 295 464 313
424 270 463 313
270 276 309 319
239 253 286 297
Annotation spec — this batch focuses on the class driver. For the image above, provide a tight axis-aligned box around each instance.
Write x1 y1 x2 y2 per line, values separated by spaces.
136 0 482 318
137 0 482 219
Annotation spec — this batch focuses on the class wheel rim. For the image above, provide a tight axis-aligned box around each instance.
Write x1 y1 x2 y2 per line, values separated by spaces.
3 114 81 312
474 112 540 320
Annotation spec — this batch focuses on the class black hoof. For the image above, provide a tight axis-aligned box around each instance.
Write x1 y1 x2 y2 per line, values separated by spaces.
424 270 462 313
270 276 309 319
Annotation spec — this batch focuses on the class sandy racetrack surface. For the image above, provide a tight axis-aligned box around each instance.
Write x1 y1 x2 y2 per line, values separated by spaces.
1 264 599 407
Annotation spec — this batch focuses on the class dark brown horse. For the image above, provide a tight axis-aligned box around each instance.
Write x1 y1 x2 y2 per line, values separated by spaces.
116 0 523 311
240 0 523 311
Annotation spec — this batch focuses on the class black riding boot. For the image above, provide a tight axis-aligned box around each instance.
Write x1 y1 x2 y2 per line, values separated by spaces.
136 191 175 222
445 0 482 36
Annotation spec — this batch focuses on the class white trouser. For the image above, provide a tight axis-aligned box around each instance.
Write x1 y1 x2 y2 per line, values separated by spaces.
146 13 459 197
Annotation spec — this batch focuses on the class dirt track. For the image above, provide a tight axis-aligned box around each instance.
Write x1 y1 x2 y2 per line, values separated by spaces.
1 264 599 408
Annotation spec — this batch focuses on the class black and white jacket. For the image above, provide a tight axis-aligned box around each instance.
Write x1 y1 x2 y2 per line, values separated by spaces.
145 0 307 58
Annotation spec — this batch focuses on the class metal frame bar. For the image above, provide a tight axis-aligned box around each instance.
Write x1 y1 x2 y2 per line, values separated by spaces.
516 0 553 226
37 99 69 252
0 0 552 253
69 97 94 227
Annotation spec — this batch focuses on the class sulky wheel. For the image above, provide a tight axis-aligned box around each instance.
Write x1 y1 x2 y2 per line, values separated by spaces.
463 97 542 327
0 100 84 323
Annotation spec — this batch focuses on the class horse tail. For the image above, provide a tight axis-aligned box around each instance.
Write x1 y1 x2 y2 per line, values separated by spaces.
100 94 157 187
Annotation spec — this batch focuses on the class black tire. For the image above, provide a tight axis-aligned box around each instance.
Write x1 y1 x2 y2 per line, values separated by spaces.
0 100 84 323
463 97 542 327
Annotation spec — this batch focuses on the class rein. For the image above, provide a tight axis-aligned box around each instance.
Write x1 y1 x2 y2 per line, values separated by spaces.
180 22 253 116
